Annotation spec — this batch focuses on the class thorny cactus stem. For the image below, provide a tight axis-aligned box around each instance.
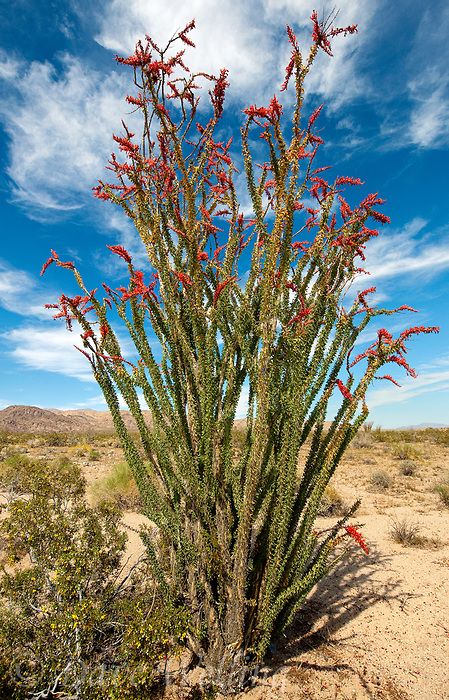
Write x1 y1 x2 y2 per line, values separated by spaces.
43 11 438 693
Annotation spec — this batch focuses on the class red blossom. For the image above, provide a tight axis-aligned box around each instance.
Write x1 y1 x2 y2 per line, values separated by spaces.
338 196 352 221
40 250 58 276
174 271 193 288
357 287 376 305
280 25 299 91
107 245 132 264
92 184 111 201
81 329 94 340
287 308 311 326
213 276 236 306
370 210 391 225
40 250 74 275
345 525 369 554
376 374 401 387
291 241 310 252
335 176 364 186
243 95 283 123
311 10 357 56
197 250 209 262
211 69 229 119
213 244 227 260
126 93 145 107
377 328 393 344
308 104 323 129
100 324 109 338
112 134 139 155
387 355 417 378
336 379 353 401
399 326 439 341
396 305 418 313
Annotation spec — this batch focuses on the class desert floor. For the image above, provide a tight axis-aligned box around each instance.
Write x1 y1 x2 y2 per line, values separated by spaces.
2 426 448 699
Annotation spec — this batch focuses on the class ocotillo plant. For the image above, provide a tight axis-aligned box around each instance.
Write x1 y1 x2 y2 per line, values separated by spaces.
43 12 438 691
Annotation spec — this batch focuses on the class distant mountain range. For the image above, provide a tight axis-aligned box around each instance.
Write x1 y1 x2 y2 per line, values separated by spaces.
0 405 151 434
0 405 447 434
395 422 449 430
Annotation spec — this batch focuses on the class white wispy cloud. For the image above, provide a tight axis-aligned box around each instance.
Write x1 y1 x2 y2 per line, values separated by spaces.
0 54 135 217
367 368 449 409
406 6 449 148
359 217 449 283
3 321 139 382
94 0 376 106
0 260 53 318
3 326 94 382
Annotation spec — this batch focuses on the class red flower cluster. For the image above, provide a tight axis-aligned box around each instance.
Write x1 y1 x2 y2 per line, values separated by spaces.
311 10 357 57
211 69 230 119
40 250 75 276
345 525 369 554
107 245 132 264
213 276 236 306
243 95 283 123
336 379 353 401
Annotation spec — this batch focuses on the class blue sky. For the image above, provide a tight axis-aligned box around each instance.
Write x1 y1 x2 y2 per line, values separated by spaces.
0 0 448 428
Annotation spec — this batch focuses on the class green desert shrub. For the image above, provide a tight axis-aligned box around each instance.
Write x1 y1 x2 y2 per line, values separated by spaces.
0 457 190 699
391 443 422 461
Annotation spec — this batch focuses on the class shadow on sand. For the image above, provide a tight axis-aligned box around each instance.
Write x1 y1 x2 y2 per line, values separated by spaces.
249 545 408 698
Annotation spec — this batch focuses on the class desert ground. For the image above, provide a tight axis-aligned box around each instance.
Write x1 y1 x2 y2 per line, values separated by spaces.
1 406 448 699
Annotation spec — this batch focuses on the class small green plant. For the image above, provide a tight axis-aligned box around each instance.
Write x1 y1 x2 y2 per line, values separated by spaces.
370 470 392 490
90 460 141 509
434 482 449 508
43 431 70 447
391 443 422 461
88 448 101 461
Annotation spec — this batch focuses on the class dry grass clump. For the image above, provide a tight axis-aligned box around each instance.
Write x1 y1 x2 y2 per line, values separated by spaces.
389 518 442 549
370 470 392 490
351 431 374 449
317 485 348 517
90 461 141 510
390 518 423 546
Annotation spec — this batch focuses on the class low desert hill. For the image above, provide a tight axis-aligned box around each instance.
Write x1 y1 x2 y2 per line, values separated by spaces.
0 405 152 434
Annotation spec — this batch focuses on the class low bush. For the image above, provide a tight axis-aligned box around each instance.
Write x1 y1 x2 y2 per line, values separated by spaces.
391 443 422 461
389 518 423 546
399 461 417 477
0 457 190 698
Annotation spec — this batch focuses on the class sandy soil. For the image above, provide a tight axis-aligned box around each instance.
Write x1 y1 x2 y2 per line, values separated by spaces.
2 430 448 699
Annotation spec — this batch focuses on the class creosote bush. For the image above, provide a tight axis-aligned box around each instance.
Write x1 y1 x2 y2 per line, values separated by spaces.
41 10 439 693
0 455 190 699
